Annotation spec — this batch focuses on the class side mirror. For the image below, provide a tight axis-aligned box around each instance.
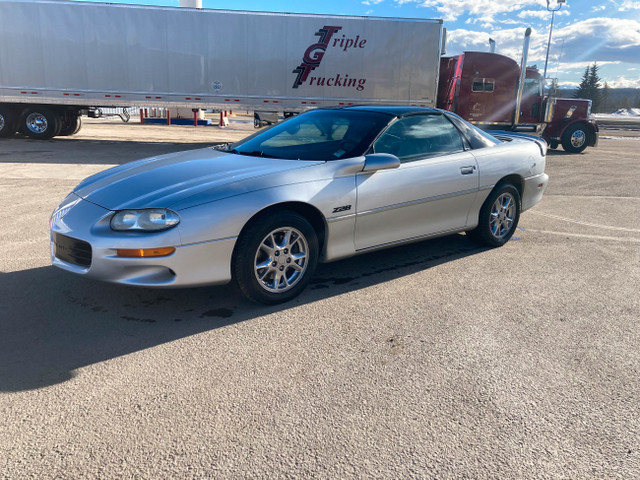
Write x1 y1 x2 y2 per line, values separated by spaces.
362 153 401 173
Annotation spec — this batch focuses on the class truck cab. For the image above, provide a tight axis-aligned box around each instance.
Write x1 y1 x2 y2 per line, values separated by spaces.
437 51 598 153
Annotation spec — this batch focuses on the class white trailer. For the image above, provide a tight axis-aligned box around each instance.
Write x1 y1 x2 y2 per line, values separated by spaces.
0 0 443 139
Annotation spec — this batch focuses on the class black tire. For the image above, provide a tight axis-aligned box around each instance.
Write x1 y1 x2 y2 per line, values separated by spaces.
467 184 521 247
58 115 81 136
0 106 16 138
22 107 60 140
254 118 261 128
232 211 319 304
561 123 589 153
73 115 83 134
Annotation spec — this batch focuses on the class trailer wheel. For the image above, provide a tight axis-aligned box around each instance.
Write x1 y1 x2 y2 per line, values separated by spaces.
561 124 589 153
22 107 60 140
0 106 17 138
73 116 83 135
58 115 82 136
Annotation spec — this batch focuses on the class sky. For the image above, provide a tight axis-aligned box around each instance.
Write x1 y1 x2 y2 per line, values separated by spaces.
73 0 640 89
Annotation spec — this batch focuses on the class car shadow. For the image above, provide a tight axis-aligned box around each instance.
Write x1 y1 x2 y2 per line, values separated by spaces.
0 234 487 392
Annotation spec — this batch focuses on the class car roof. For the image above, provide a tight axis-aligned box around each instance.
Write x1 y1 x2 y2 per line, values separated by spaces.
323 105 441 117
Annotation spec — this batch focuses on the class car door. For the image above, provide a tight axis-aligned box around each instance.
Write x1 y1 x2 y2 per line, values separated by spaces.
354 113 479 251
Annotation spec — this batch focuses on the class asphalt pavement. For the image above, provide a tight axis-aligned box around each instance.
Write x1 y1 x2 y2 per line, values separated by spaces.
1 119 638 479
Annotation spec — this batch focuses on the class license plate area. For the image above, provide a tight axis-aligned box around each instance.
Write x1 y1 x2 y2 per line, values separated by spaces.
53 232 92 268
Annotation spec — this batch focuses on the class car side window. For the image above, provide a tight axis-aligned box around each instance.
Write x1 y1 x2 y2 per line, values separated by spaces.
373 114 465 163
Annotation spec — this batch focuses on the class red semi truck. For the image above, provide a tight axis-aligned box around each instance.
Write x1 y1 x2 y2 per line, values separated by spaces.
437 30 598 153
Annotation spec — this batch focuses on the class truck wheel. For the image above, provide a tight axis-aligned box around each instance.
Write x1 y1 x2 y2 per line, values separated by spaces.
22 107 60 140
58 115 81 136
561 124 589 153
0 106 16 137
72 116 83 134
232 211 319 304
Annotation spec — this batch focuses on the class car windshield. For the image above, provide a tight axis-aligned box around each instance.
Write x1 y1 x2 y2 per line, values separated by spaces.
228 109 391 161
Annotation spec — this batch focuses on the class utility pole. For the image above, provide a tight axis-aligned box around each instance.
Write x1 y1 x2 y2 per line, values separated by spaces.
543 0 566 81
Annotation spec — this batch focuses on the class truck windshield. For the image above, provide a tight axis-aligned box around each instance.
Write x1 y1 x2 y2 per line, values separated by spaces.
228 110 390 161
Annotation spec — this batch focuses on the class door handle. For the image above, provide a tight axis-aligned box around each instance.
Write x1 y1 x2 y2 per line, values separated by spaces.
460 166 476 175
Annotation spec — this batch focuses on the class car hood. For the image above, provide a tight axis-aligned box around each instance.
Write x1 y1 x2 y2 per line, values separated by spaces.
73 148 325 211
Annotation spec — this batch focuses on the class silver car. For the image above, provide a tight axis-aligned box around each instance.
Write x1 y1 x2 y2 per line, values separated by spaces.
50 106 548 304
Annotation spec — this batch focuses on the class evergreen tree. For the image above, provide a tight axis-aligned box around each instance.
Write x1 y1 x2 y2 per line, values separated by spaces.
600 81 611 113
589 63 602 111
575 66 590 99
574 62 603 111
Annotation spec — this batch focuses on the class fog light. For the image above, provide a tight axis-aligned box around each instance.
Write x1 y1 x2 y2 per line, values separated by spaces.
117 247 176 258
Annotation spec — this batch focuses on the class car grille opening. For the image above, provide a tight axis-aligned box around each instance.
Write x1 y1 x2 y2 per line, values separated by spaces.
53 233 92 268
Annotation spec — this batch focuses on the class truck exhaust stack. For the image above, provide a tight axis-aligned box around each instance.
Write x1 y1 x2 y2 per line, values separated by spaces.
514 28 532 127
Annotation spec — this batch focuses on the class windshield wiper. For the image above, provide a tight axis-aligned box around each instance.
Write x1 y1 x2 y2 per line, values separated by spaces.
213 142 232 151
235 150 278 158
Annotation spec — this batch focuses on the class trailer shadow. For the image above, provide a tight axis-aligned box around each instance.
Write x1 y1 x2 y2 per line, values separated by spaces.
0 136 222 165
0 233 486 392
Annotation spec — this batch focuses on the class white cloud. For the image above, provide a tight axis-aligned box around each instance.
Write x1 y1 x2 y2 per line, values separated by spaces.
362 0 384 5
601 76 640 88
395 0 545 24
554 18 640 61
447 17 640 64
618 0 640 11
517 9 570 20
446 17 640 85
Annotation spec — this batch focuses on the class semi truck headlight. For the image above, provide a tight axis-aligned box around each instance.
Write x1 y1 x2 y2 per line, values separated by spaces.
111 209 180 231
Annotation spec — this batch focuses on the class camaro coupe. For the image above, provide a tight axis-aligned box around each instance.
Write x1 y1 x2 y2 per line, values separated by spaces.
51 106 548 304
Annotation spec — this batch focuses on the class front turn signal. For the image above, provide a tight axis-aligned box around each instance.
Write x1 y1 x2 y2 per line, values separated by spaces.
116 247 176 258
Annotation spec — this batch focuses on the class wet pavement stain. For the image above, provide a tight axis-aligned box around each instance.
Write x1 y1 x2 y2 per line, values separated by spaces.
200 308 234 319
121 315 156 323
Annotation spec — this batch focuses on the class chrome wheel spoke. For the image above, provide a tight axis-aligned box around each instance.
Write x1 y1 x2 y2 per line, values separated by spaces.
281 229 292 249
489 192 516 240
256 258 273 271
254 226 309 293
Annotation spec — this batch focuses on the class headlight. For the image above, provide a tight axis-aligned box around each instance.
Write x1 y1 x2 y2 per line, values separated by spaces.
110 209 180 232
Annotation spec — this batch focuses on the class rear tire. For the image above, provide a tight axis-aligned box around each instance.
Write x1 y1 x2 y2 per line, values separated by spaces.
467 184 521 247
232 211 318 304
22 107 60 140
561 124 589 153
58 115 82 136
0 106 16 138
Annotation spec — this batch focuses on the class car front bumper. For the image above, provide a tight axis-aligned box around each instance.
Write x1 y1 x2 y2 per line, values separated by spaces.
50 196 235 287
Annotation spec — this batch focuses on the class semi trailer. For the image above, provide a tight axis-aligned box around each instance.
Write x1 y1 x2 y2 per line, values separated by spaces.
0 0 596 152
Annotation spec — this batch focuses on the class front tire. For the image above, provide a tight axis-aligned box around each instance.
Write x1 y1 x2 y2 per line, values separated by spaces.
467 184 521 247
561 124 589 153
233 211 319 304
